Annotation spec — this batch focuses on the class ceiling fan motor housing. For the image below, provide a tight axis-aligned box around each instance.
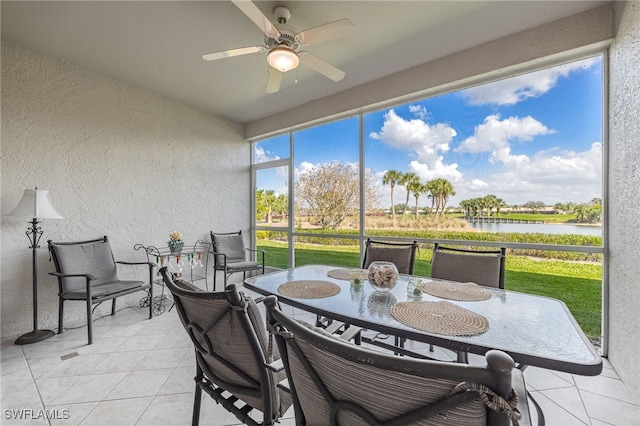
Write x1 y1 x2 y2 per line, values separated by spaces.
265 27 298 50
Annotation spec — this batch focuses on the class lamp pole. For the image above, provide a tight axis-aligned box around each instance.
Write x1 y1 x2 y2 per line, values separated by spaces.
15 217 55 344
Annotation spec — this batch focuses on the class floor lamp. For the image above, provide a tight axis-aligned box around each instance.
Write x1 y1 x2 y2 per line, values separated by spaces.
10 188 64 345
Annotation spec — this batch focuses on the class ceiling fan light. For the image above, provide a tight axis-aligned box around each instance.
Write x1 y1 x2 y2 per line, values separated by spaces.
267 46 299 72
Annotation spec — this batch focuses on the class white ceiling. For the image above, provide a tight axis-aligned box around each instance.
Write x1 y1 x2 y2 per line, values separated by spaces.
1 1 607 124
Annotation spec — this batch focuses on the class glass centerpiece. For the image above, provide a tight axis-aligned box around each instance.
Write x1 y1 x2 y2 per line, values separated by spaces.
366 261 399 293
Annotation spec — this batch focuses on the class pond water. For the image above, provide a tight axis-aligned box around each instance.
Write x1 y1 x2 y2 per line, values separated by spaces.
468 222 602 236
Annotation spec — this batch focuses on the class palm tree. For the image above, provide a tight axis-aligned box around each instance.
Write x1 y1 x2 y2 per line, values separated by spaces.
407 181 427 220
399 172 419 215
483 194 498 217
459 199 473 219
426 182 437 215
495 198 507 217
439 180 456 216
382 170 403 220
428 178 456 216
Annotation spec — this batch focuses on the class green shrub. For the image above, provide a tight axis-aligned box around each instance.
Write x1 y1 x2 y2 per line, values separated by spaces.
258 228 601 261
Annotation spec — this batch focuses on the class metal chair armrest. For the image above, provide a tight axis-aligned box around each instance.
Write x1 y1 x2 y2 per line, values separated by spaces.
210 251 229 267
116 260 157 267
245 248 266 266
49 271 97 281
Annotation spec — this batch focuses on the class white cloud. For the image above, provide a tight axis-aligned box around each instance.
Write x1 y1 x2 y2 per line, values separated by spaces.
456 114 553 162
370 109 456 156
370 109 461 182
408 104 428 119
461 57 599 105
296 161 315 177
408 160 462 182
467 179 489 191
454 142 602 205
451 112 599 205
254 146 280 163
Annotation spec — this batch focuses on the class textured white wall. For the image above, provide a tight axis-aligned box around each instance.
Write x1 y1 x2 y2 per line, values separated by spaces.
1 42 250 338
608 1 640 402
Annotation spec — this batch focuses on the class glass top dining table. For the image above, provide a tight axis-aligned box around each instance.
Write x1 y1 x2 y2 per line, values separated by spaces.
244 264 602 376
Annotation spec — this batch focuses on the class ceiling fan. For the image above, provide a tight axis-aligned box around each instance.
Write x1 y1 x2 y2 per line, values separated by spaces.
202 0 354 93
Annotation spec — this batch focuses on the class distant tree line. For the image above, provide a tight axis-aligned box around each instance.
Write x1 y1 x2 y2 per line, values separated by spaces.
257 163 602 228
459 195 602 223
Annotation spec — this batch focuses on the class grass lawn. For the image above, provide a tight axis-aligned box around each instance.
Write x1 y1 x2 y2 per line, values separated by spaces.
258 239 602 339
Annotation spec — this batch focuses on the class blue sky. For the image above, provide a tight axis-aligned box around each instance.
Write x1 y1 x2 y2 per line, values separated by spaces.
255 55 603 207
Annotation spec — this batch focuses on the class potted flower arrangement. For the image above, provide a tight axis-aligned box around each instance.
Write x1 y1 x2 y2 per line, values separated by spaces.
168 231 184 254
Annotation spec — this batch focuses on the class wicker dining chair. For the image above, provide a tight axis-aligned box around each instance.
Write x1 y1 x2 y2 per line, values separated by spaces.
265 296 533 426
158 267 291 426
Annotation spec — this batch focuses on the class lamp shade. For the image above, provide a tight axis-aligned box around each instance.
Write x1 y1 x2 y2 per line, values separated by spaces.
10 189 63 219
267 46 299 73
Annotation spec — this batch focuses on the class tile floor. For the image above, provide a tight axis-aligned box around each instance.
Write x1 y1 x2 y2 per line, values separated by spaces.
1 284 639 426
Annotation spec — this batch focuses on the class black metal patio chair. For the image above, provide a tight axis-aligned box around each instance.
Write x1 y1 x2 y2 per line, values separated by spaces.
265 295 534 426
158 267 291 426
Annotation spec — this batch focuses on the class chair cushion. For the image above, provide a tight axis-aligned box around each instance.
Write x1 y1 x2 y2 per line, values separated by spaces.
52 240 118 293
224 260 260 271
63 280 148 300
213 234 247 264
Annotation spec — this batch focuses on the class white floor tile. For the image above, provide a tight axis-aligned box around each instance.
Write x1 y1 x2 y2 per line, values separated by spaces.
3 304 639 426
49 372 128 405
524 365 575 391
581 390 640 425
35 376 81 404
47 402 98 426
539 386 591 424
135 393 197 426
133 347 189 371
115 334 165 352
89 350 149 374
79 396 152 426
574 373 638 405
157 366 197 395
528 390 590 425
1 369 46 408
38 353 109 379
105 368 173 400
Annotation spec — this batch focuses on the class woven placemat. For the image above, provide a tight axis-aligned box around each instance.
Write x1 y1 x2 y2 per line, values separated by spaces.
278 280 341 299
327 268 368 280
423 281 491 301
391 301 489 336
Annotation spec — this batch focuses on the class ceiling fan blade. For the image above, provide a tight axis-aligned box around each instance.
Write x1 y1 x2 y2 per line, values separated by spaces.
202 45 266 61
299 51 345 82
266 67 283 93
295 18 354 46
231 0 280 39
